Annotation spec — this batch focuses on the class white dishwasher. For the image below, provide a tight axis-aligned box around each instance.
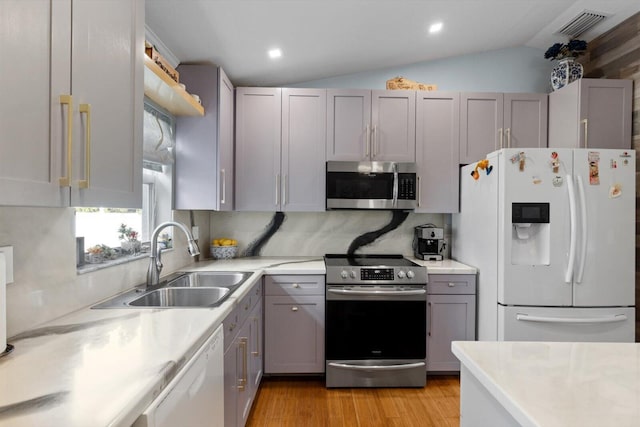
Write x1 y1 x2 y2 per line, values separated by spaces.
134 324 224 427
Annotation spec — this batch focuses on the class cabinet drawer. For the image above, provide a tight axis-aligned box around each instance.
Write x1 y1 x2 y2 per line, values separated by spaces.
428 274 476 295
264 275 325 296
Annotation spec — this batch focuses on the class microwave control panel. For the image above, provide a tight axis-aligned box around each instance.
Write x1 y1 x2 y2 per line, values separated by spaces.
398 174 416 200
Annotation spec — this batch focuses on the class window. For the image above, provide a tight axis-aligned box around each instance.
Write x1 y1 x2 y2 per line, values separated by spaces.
76 99 175 266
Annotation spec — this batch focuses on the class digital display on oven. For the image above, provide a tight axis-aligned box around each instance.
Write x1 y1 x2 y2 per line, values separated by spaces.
361 268 394 280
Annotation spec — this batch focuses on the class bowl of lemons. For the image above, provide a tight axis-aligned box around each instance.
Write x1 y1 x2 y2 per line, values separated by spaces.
210 238 238 259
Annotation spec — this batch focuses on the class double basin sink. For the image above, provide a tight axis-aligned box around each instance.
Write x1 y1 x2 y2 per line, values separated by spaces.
92 271 253 309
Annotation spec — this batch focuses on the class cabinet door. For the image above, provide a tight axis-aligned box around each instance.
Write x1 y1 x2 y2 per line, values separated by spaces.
371 90 416 161
236 322 253 427
459 93 503 164
415 92 460 213
579 79 632 149
70 0 143 208
248 297 263 397
0 0 70 206
218 67 235 211
235 87 282 211
503 93 548 149
281 89 326 211
326 89 371 161
223 334 239 427
427 294 476 372
265 295 325 373
175 65 234 211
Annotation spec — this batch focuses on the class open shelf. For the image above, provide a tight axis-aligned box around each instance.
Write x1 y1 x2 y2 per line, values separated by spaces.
143 56 205 116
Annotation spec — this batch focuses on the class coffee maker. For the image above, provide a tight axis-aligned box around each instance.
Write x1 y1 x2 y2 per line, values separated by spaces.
413 225 446 261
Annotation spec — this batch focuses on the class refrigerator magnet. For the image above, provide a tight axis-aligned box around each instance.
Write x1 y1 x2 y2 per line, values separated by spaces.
550 152 560 173
609 183 622 198
518 152 526 172
552 176 563 187
588 152 600 185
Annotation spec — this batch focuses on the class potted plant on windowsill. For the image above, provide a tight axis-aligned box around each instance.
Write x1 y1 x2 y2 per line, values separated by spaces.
544 39 587 91
118 223 141 254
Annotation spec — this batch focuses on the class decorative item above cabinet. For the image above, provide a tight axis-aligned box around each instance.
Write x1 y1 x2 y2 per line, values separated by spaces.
143 56 204 117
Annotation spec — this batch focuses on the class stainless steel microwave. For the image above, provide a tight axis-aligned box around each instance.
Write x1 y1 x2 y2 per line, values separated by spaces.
326 161 417 210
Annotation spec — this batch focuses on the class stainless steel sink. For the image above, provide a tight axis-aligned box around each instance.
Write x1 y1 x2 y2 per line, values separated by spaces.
92 271 253 309
167 271 252 288
129 287 230 307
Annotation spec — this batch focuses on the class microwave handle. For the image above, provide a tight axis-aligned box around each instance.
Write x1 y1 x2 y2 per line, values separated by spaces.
392 163 398 207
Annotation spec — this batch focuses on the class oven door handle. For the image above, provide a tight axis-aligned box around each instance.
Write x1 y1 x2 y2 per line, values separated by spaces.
327 289 426 296
328 362 426 371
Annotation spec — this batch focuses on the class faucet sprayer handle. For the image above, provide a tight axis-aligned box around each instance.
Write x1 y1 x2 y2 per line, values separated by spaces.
187 239 201 257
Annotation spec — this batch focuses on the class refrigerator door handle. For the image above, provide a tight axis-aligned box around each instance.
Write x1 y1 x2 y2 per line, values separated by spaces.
516 313 628 324
575 176 588 284
565 174 578 283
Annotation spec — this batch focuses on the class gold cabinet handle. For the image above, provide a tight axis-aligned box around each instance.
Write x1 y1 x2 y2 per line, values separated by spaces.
78 104 91 189
59 95 73 187
238 337 248 391
506 128 511 148
497 128 503 150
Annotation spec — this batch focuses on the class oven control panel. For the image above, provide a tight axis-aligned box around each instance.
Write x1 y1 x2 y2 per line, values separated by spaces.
361 268 394 281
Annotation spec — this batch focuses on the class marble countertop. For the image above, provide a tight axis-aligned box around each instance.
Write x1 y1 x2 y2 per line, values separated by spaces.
452 340 640 427
0 256 473 426
410 258 477 274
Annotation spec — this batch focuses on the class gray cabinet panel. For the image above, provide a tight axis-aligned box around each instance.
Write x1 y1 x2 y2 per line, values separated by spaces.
460 93 503 164
235 87 282 211
427 293 476 372
549 79 632 149
504 93 548 149
427 274 476 373
327 89 415 161
281 88 326 211
326 89 371 161
264 295 325 374
264 275 325 296
175 65 235 210
415 92 460 213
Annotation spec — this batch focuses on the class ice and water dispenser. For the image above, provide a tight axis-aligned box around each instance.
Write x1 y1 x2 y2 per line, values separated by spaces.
511 202 550 265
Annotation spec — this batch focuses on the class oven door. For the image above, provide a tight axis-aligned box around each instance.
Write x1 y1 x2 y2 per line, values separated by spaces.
325 285 426 387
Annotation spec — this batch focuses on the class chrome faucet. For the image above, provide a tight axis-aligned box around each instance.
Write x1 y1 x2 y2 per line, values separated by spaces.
147 221 200 287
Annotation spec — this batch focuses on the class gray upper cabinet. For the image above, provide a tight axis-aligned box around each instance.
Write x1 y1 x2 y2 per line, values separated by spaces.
548 78 632 149
326 89 416 162
415 92 460 213
235 88 326 212
175 65 234 210
459 92 547 164
0 0 143 208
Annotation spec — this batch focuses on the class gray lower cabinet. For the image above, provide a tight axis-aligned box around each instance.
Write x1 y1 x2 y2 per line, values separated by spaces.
224 281 263 427
427 274 476 372
264 275 325 374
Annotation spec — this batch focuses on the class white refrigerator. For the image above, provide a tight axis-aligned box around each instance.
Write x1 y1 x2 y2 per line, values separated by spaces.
453 148 635 342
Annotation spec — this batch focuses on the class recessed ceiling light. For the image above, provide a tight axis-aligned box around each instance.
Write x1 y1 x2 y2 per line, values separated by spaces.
429 22 443 34
268 48 282 59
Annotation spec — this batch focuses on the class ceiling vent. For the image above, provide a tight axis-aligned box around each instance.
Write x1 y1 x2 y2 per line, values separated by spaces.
556 10 608 38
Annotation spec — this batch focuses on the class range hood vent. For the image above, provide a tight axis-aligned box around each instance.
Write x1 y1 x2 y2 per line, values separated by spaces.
556 10 608 38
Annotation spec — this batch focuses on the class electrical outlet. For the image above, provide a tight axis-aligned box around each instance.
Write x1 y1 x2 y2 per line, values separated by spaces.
0 246 14 284
191 226 199 241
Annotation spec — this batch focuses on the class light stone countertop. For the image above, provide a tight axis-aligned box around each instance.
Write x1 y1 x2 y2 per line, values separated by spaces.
452 340 640 427
0 256 473 426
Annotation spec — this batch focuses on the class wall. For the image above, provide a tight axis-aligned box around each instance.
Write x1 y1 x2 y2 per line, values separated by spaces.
579 12 640 341
209 211 446 258
1 207 209 337
291 46 554 93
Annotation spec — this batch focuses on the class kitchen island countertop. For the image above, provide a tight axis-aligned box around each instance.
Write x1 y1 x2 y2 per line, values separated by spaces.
0 256 473 426
453 340 640 427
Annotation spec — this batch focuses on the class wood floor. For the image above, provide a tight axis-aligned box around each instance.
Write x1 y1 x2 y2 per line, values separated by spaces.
246 375 461 427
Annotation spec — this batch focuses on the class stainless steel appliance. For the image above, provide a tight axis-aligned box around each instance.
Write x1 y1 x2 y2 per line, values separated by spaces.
413 225 446 261
324 254 427 388
326 161 417 210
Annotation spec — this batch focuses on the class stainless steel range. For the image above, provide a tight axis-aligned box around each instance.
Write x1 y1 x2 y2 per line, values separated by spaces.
324 254 428 388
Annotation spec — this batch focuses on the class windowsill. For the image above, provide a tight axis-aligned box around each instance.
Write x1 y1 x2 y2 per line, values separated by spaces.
77 248 174 275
